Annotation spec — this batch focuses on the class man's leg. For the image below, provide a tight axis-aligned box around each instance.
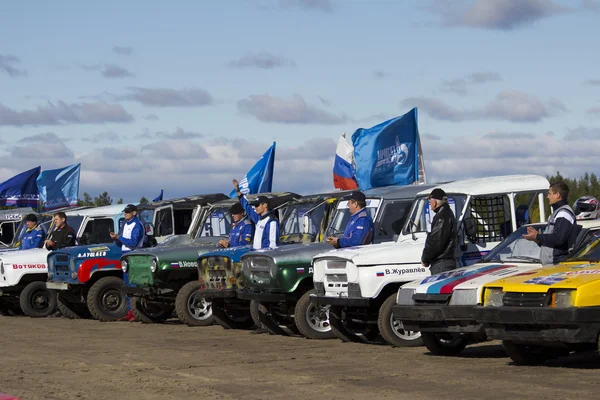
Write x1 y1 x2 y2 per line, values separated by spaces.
430 259 456 275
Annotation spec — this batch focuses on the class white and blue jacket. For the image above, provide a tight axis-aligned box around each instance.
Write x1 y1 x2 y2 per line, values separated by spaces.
339 209 374 248
117 216 145 253
239 195 279 249
19 225 45 250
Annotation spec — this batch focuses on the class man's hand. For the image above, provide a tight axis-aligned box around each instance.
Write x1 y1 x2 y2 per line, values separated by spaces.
109 232 119 240
232 179 240 192
422 262 430 268
44 239 54 248
218 239 229 248
522 226 539 241
326 236 339 247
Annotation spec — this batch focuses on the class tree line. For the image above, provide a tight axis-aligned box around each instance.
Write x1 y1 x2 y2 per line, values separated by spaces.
76 192 150 207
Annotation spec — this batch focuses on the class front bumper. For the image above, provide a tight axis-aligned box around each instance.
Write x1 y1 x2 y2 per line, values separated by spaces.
309 294 370 307
203 288 237 299
236 290 287 302
479 306 600 344
393 305 482 333
46 282 70 291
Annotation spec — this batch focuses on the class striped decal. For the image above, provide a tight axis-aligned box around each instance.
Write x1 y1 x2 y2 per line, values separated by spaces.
426 264 509 294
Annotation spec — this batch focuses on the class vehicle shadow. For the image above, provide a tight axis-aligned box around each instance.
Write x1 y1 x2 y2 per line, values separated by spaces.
423 343 508 359
533 352 600 369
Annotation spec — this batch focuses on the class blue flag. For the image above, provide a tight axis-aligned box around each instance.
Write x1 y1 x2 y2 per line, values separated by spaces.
153 189 164 202
230 142 276 198
352 108 422 190
37 164 81 211
0 166 41 207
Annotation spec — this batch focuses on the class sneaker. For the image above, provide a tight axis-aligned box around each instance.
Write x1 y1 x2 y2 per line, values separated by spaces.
117 310 135 322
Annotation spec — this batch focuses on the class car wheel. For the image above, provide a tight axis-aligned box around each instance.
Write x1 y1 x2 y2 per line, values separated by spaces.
86 276 128 322
378 294 423 347
422 332 468 356
175 281 214 326
19 282 57 318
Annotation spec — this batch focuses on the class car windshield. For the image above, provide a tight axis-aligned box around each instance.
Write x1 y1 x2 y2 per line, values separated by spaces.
401 195 468 236
10 215 54 247
480 224 544 263
325 199 379 237
567 231 600 262
196 206 233 238
280 201 324 236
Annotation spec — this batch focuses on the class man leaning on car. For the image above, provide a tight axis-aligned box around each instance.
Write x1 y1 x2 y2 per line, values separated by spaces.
421 188 458 274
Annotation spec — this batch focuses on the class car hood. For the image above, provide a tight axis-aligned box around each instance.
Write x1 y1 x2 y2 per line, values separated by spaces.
0 247 50 264
125 237 222 263
200 246 254 263
51 243 122 260
401 262 542 293
242 242 331 264
483 261 600 292
313 241 424 266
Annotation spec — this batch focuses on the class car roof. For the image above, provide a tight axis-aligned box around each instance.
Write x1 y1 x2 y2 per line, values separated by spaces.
362 183 438 200
138 193 229 210
210 192 302 209
417 175 550 197
65 204 135 217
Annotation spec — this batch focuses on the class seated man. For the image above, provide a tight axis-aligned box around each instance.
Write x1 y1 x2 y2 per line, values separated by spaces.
218 203 254 248
18 214 45 250
326 191 374 248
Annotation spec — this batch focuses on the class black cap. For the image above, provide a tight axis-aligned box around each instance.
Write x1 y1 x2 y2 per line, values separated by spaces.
123 204 137 213
229 202 244 215
251 195 270 208
428 188 448 201
348 191 366 203
25 213 37 223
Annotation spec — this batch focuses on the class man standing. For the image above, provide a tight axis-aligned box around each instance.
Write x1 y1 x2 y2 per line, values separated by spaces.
421 188 458 274
44 212 76 251
110 204 145 322
325 191 374 248
218 203 254 248
523 181 578 264
232 179 278 249
18 214 45 250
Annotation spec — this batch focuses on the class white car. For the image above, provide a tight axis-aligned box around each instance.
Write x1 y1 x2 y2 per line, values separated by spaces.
0 205 131 317
311 174 550 347
393 219 600 355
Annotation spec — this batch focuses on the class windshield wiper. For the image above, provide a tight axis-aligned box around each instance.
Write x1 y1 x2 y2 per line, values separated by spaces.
503 256 540 263
481 257 503 263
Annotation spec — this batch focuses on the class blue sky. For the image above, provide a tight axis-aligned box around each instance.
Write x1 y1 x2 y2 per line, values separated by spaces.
1 0 600 202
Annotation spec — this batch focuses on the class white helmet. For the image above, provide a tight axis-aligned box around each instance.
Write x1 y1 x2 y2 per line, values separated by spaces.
573 196 600 220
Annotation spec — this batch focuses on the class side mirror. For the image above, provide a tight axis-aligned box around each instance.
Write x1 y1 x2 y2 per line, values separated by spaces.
302 214 311 235
463 217 478 243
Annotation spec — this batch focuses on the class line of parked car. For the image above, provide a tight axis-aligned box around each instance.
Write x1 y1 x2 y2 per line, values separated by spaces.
2 174 600 366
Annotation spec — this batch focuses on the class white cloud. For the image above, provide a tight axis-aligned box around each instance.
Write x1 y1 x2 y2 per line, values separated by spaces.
238 94 348 124
229 51 295 69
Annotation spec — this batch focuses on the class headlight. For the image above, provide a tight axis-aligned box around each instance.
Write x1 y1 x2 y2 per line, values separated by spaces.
150 259 158 273
207 257 217 268
449 289 478 305
397 288 415 305
550 289 574 308
121 259 128 273
483 288 505 307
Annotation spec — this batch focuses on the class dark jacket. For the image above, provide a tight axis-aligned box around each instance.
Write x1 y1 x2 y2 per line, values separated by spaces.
536 200 579 264
46 224 76 250
421 202 457 265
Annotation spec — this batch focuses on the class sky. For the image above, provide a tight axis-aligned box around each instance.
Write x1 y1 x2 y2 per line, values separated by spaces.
1 0 599 202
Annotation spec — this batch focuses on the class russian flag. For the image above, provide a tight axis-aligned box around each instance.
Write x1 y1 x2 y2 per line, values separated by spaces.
333 133 358 190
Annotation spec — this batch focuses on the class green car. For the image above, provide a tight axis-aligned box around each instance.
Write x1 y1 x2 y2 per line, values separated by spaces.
193 191 349 330
121 192 299 323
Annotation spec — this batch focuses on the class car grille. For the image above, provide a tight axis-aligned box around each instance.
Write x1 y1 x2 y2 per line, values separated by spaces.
502 292 548 307
50 254 71 277
127 255 154 286
412 293 451 305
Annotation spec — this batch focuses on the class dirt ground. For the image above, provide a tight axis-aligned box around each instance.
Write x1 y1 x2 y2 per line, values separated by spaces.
1 317 600 400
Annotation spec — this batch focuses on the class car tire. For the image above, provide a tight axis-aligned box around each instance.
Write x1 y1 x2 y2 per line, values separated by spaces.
19 282 57 318
378 294 423 347
294 289 335 340
86 276 128 322
249 300 262 328
57 293 90 319
175 281 214 327
502 340 553 365
421 332 468 356
131 295 174 323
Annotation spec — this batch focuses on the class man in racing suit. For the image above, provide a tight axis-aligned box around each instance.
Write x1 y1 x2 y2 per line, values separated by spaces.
44 212 76 250
218 202 254 248
326 191 374 248
110 204 145 321
18 214 45 250
233 180 279 250
421 188 458 274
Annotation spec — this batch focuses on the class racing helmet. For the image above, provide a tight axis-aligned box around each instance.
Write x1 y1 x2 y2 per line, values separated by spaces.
572 196 600 220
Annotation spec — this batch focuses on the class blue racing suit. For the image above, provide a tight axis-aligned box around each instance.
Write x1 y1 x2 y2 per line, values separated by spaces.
338 209 374 248
18 225 45 250
228 217 254 247
239 195 280 249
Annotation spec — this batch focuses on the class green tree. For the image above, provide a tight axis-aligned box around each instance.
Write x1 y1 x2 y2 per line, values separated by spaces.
93 192 113 207
77 192 94 206
117 198 124 204
139 196 149 204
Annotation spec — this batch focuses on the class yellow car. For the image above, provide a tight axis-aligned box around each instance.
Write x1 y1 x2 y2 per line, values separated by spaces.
479 232 600 365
